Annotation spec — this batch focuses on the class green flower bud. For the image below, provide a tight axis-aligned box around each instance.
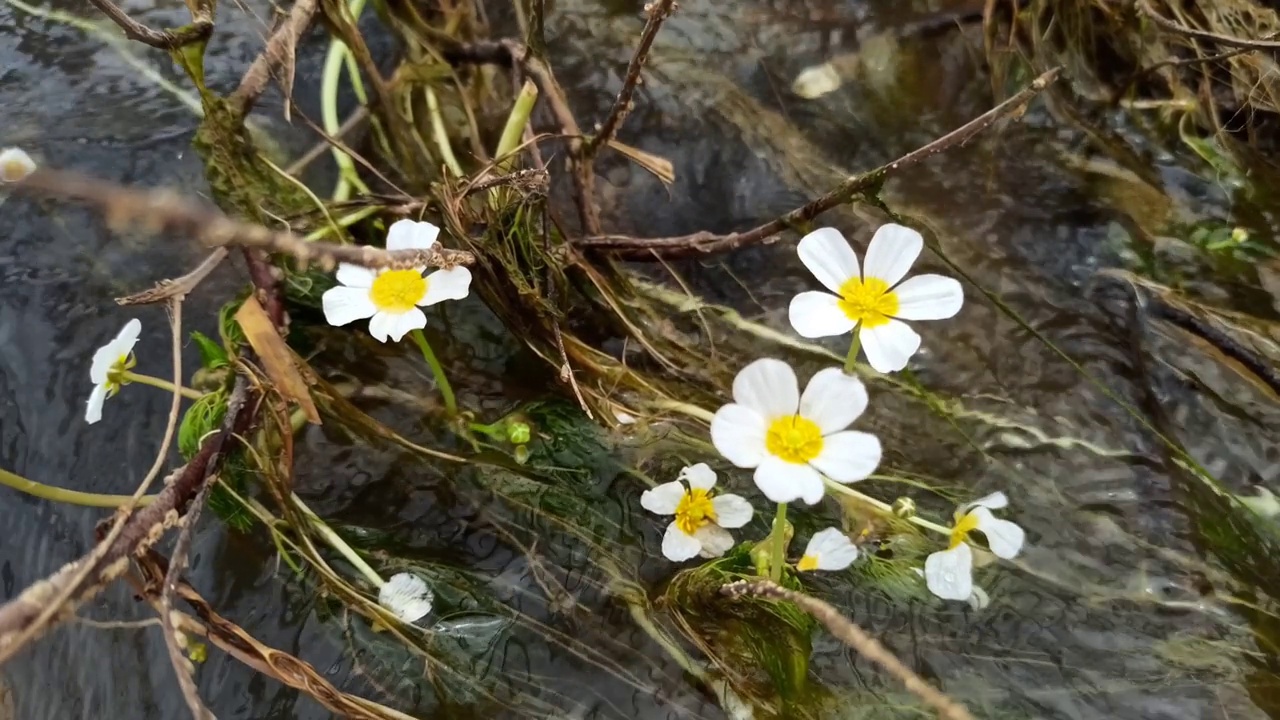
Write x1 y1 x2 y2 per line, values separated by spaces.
892 497 916 519
513 444 530 465
507 422 532 445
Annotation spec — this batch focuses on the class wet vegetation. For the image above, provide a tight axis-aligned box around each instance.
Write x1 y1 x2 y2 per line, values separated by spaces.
2 0 1280 718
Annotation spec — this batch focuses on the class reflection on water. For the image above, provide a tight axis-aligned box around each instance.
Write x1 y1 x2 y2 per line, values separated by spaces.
3 0 1280 717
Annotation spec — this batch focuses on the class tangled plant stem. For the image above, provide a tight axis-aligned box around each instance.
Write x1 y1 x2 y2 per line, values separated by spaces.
410 328 457 415
0 466 157 507
119 370 205 400
769 502 789 581
822 478 952 537
843 333 862 374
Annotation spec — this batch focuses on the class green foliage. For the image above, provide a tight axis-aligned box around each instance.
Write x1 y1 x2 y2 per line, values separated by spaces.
218 295 247 350
207 452 256 533
178 390 228 460
190 330 230 370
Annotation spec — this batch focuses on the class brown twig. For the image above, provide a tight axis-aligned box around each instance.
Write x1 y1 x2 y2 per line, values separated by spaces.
117 249 229 306
87 0 212 49
13 169 475 271
574 67 1061 259
231 0 322 117
1135 0 1280 51
581 0 678 159
0 374 255 658
721 580 974 720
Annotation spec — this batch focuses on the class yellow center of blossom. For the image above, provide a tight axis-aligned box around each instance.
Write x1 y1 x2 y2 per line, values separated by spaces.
765 415 824 464
948 512 980 549
369 270 428 313
797 554 819 572
675 488 717 535
837 276 898 328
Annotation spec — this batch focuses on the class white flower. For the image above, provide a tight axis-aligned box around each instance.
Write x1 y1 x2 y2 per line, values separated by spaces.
710 359 881 505
923 492 1024 601
85 319 141 425
641 463 754 562
788 225 964 373
797 527 859 571
378 572 434 623
321 219 472 343
792 63 842 99
0 147 35 183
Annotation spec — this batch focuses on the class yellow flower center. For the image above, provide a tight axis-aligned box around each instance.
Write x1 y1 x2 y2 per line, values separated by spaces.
949 512 980 549
369 270 428 313
797 554 819 572
837 276 898 328
675 488 717 535
765 415 824 464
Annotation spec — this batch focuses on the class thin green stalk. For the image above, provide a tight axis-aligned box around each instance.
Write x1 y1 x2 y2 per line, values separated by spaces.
494 79 540 166
821 479 951 536
651 399 715 423
0 466 156 507
769 502 788 582
321 0 372 202
119 371 204 400
302 205 380 242
292 493 386 588
409 329 457 415
844 332 862 374
425 87 465 177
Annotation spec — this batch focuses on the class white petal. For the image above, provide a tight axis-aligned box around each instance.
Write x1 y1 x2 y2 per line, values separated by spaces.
379 572 434 622
641 481 686 516
805 527 859 570
90 319 142 384
924 544 973 601
694 524 735 558
810 430 880 484
711 494 754 528
678 463 717 491
85 384 108 424
892 274 964 320
0 147 36 183
386 219 440 251
322 286 379 328
799 367 867 434
960 491 1009 515
863 224 922 286
731 358 799 418
335 263 377 288
860 320 921 373
367 311 396 342
421 266 471 306
661 523 702 562
710 404 768 468
789 291 856 339
967 585 990 611
797 227 860 294
970 507 1025 559
753 456 824 505
380 308 427 343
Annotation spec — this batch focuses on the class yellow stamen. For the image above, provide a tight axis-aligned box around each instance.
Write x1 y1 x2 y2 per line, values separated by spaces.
675 488 717 535
837 276 898 328
370 269 428 313
949 512 980 549
765 415 824 464
797 554 819 572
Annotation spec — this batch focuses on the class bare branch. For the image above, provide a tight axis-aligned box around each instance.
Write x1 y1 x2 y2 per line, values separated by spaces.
12 169 475 271
1135 0 1280 51
87 0 212 49
231 0 322 117
582 0 678 159
574 67 1061 259
116 249 228 306
721 580 974 720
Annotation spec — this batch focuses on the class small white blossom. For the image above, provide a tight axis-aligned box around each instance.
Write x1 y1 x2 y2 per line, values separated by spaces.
322 219 471 343
641 463 754 562
85 319 141 424
924 492 1024 601
0 147 35 183
710 359 881 505
379 572 434 623
797 527 859 572
788 225 964 373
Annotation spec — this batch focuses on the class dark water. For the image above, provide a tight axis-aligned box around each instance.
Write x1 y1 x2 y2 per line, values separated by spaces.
3 0 1280 718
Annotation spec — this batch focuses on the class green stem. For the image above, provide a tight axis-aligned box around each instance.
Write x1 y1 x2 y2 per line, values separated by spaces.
292 493 386 588
821 478 952 536
409 329 457 415
119 371 204 400
769 502 788 582
843 331 862 374
494 79 540 165
0 466 157 507
425 87 465 177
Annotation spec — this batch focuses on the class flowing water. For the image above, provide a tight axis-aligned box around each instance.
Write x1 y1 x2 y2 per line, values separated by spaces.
3 0 1280 718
